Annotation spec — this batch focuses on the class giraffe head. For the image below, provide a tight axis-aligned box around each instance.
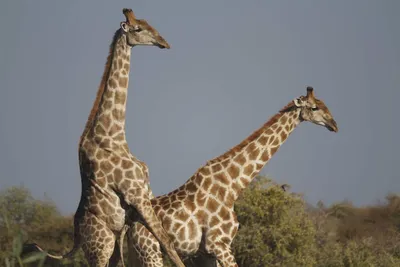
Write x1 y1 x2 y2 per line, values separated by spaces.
292 86 338 132
120 8 170 49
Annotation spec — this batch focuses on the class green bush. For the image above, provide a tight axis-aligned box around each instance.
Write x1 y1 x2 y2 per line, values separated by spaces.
1 179 399 267
232 177 316 267
0 186 87 267
313 195 400 267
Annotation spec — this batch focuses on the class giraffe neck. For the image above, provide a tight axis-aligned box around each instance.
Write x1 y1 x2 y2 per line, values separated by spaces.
228 108 301 196
186 103 301 205
80 30 131 146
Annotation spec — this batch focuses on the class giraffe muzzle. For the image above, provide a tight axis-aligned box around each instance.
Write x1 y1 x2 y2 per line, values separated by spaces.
155 36 170 49
326 119 338 132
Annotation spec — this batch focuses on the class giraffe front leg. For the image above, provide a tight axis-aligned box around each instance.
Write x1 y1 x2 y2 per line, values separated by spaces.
208 242 237 267
204 226 238 267
126 222 163 267
122 186 184 267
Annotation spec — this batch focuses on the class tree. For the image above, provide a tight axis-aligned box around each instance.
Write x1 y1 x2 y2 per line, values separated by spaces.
232 176 316 267
0 186 87 266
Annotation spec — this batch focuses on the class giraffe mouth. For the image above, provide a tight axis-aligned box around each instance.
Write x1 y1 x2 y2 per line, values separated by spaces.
155 42 170 49
325 119 338 132
154 36 170 49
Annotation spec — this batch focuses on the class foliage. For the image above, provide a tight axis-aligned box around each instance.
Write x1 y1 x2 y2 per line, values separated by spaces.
313 194 400 267
232 177 316 267
0 186 87 267
0 178 399 266
0 208 46 267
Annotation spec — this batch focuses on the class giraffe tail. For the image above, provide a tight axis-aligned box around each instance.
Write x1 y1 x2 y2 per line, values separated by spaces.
118 224 129 267
23 242 80 260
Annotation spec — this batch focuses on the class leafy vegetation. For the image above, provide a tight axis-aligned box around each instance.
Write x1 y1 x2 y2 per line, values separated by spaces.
0 186 86 266
1 177 399 266
232 178 400 267
233 178 316 266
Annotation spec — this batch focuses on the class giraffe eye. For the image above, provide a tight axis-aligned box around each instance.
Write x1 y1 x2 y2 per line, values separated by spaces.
311 107 319 111
132 26 142 32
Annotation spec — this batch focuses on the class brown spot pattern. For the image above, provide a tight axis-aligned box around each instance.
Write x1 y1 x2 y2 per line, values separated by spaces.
112 109 124 121
215 173 230 185
248 148 260 161
227 165 240 179
95 125 106 136
108 79 117 89
202 178 212 191
219 207 230 221
121 159 134 169
244 164 254 176
272 138 279 146
196 191 206 206
258 135 268 145
211 164 222 173
280 131 288 140
221 159 230 168
184 199 196 212
186 182 197 193
234 154 246 165
210 216 219 227
113 168 123 183
200 167 211 176
187 220 196 240
195 210 208 224
119 77 128 88
261 151 270 162
103 100 112 110
100 161 113 173
115 91 126 105
109 124 122 136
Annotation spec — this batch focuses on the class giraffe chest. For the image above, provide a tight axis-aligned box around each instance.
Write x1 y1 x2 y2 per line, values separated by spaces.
79 140 148 182
78 141 149 231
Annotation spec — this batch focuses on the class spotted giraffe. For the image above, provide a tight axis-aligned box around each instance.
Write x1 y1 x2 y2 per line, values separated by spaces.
127 86 338 267
25 8 184 267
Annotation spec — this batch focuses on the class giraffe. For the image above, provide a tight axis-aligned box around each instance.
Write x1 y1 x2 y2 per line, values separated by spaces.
127 86 338 267
25 8 185 267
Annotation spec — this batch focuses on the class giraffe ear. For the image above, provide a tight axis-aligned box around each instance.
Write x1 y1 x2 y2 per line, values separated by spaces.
293 98 304 107
120 22 129 32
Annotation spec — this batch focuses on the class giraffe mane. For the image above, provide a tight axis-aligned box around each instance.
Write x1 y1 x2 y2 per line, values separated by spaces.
206 100 297 165
79 29 122 148
279 100 297 113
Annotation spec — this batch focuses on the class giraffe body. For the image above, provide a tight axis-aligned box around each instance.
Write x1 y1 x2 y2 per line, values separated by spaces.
128 87 338 267
26 9 184 267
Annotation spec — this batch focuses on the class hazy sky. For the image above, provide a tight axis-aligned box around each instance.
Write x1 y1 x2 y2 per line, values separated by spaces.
0 1 399 214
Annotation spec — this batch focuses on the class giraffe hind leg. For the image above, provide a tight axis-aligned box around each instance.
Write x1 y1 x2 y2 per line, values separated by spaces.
123 187 184 267
127 222 164 267
80 214 116 267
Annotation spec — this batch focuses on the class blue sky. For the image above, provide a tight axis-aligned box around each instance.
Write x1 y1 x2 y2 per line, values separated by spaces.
0 1 399 214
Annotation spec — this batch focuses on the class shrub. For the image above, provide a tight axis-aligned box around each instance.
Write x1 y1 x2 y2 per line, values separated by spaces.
232 177 317 267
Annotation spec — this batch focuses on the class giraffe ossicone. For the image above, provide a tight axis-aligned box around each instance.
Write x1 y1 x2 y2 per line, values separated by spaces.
24 8 185 267
128 86 338 267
